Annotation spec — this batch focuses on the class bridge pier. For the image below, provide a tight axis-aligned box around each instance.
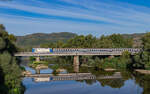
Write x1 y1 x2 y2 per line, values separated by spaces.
36 56 40 62
73 64 79 73
73 55 80 66
35 69 40 74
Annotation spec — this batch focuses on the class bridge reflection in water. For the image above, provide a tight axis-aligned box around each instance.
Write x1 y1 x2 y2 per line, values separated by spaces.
26 72 122 82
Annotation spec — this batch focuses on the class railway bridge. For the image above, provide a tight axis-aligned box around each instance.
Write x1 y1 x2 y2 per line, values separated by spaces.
15 48 141 67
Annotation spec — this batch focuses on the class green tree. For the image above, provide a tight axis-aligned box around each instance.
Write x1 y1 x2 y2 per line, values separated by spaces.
0 24 24 94
96 34 133 48
8 34 16 42
0 37 6 50
96 35 113 48
142 32 150 51
133 32 150 69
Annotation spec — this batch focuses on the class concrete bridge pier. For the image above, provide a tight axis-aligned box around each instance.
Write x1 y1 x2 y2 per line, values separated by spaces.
73 55 80 73
73 55 80 66
36 69 40 74
74 64 79 73
36 56 40 62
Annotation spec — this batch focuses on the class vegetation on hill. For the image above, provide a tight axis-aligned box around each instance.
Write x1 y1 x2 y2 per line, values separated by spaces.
16 32 145 50
133 32 150 70
16 32 77 47
122 33 144 48
41 34 133 48
0 24 24 94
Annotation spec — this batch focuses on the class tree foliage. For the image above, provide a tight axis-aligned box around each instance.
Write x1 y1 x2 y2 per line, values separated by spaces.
40 34 133 48
132 32 150 69
0 24 24 94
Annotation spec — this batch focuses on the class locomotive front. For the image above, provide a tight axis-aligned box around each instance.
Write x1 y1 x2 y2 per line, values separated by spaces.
32 48 53 53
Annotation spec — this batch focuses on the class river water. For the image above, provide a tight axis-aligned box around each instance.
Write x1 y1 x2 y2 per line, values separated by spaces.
21 60 150 94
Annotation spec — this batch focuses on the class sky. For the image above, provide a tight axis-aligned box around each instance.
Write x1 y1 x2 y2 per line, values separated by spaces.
0 0 150 36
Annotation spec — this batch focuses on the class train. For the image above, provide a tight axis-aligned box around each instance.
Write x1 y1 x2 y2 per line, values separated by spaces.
32 48 141 53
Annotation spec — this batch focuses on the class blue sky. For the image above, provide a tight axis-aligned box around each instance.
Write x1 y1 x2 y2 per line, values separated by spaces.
0 0 150 36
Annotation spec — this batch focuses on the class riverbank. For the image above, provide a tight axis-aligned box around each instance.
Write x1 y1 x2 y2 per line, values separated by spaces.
135 69 150 74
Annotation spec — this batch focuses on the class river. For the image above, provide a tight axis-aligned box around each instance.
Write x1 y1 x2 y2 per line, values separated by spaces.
21 60 150 94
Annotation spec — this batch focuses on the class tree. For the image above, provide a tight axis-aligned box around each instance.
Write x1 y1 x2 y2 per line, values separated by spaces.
8 34 16 42
109 34 133 48
142 32 150 51
0 37 6 50
96 34 133 48
56 40 64 48
96 35 113 48
0 24 24 94
133 32 150 69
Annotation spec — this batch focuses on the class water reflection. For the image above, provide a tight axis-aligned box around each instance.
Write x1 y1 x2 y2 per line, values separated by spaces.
74 65 79 73
28 72 121 83
23 77 143 94
21 60 150 94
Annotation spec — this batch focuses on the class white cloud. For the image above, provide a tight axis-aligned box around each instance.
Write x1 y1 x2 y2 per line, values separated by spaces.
0 14 148 37
0 0 150 36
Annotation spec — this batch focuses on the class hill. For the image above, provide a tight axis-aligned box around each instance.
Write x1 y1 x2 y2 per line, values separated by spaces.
16 32 145 48
16 32 77 47
122 33 145 47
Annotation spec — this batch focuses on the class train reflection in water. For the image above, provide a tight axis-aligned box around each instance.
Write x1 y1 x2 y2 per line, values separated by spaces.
29 72 122 82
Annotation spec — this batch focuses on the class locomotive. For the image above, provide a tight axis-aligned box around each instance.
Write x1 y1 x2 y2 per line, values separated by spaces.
32 48 53 53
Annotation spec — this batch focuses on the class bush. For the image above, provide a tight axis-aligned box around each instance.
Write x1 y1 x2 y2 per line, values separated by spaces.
0 37 6 50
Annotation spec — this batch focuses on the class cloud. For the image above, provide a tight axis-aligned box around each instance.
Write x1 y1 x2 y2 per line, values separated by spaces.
0 0 150 36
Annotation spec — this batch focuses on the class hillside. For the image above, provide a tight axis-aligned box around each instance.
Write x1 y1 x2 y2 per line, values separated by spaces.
16 32 77 47
122 33 145 47
122 33 144 39
16 32 145 48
